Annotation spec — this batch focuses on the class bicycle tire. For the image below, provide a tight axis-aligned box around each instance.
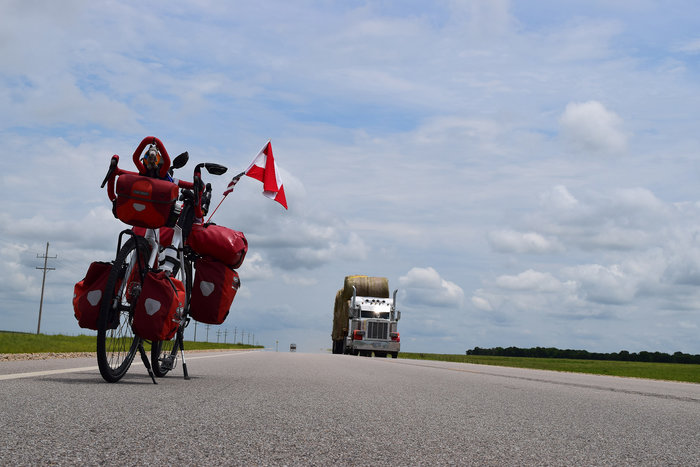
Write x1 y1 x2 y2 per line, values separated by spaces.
97 236 151 383
151 255 192 377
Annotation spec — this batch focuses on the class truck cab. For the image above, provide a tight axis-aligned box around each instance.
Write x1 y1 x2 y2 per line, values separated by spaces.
345 289 401 358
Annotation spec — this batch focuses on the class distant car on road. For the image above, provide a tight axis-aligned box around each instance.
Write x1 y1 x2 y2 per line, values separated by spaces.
290 343 296 352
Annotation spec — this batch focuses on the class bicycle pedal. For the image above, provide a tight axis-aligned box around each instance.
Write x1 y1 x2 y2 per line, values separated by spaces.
160 355 177 370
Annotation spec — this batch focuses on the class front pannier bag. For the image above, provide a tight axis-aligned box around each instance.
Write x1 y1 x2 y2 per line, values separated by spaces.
131 271 184 341
187 224 248 269
189 257 240 325
73 261 113 330
114 174 178 229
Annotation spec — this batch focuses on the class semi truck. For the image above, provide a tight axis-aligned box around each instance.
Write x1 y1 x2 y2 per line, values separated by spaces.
331 275 401 358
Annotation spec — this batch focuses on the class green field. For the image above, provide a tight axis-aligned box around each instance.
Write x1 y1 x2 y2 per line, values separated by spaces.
400 352 700 384
0 331 261 354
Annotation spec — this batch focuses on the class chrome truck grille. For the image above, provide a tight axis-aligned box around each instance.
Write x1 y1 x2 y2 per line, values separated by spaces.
367 321 388 340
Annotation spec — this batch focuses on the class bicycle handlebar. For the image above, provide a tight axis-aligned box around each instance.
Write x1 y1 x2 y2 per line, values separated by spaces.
102 138 226 221
100 155 119 188
104 161 195 202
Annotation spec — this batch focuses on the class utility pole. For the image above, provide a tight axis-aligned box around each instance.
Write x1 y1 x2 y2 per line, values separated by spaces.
35 242 56 335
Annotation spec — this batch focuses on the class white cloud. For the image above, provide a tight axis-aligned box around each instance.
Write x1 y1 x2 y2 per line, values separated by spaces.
495 269 567 293
676 38 700 54
529 186 670 253
559 101 627 154
540 185 579 211
488 230 561 254
399 267 465 309
471 295 493 311
562 263 637 305
238 252 274 282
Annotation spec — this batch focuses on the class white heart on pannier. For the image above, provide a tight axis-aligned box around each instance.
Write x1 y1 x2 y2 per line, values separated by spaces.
145 298 161 316
133 203 146 212
200 281 215 297
87 290 102 306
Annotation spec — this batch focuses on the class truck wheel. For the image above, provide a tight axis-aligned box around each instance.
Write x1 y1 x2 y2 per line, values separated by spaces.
391 352 399 358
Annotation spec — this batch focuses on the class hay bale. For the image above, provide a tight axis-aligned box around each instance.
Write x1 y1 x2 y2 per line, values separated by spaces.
332 289 348 340
342 275 389 300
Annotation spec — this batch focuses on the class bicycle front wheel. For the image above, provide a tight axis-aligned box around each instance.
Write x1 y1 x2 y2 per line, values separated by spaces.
97 236 151 383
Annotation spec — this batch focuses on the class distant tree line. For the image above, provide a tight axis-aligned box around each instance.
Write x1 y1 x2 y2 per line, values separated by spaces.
466 346 700 364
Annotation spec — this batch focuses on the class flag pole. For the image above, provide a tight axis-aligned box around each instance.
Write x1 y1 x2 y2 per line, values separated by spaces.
205 171 245 223
205 196 227 224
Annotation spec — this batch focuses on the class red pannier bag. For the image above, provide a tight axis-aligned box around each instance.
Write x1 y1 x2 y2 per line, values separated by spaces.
114 173 178 229
189 257 240 325
131 271 185 341
187 223 247 269
73 261 113 330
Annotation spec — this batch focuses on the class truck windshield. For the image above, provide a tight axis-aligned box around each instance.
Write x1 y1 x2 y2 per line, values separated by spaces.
360 310 390 319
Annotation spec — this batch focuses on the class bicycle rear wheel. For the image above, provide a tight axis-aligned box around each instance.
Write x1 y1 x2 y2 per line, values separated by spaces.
151 256 192 377
97 236 151 383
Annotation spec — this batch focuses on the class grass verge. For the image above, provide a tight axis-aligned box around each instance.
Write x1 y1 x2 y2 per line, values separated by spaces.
400 352 700 384
0 331 261 354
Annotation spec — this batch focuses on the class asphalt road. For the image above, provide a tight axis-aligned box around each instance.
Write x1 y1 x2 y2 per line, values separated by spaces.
1 351 699 465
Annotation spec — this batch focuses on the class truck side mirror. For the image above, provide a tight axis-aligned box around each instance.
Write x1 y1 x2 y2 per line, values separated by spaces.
397 310 401 321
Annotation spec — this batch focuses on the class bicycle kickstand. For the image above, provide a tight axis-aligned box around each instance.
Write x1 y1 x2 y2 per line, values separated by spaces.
138 341 158 384
178 333 190 380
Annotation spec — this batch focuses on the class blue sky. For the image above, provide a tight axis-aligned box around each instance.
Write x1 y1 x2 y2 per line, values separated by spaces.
2 0 700 354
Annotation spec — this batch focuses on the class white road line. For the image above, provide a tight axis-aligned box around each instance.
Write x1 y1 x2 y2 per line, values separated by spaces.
0 350 251 381
0 366 100 381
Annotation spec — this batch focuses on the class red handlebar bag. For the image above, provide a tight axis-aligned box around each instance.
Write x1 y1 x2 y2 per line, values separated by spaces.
115 174 178 229
187 224 248 269
189 257 240 325
73 261 114 330
131 271 184 341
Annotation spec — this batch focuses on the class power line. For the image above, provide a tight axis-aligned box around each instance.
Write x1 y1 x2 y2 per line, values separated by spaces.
35 242 56 335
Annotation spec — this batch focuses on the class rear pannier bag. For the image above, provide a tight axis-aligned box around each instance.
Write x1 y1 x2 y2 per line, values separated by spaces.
187 224 248 269
131 271 184 341
189 257 240 325
114 174 178 229
73 261 113 330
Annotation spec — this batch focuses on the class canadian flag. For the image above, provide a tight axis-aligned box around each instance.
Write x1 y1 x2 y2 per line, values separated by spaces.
244 141 288 209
